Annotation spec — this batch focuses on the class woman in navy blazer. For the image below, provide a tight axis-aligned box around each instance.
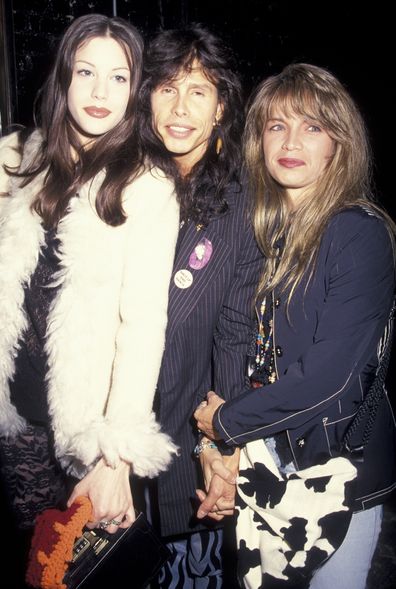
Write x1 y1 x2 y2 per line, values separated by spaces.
195 63 396 589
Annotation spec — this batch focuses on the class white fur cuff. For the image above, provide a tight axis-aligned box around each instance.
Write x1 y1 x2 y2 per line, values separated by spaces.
57 413 179 479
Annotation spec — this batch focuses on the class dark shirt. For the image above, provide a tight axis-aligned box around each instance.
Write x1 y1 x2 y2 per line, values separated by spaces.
9 230 60 423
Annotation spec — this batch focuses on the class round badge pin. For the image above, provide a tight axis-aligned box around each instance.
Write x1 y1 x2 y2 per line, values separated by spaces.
174 269 193 289
189 238 213 270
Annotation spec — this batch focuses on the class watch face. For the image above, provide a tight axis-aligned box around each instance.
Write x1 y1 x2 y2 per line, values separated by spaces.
194 440 218 457
193 443 201 457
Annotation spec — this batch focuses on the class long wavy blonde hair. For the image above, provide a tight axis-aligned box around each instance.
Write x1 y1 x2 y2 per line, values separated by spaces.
244 63 395 304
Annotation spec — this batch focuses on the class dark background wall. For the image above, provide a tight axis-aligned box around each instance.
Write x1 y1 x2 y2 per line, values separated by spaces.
1 0 395 381
0 3 395 585
1 0 394 216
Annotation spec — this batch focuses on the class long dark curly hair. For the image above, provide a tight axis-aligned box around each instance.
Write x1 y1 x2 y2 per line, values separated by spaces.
138 24 244 226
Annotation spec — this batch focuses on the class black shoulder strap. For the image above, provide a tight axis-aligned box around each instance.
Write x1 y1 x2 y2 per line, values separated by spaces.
343 301 395 453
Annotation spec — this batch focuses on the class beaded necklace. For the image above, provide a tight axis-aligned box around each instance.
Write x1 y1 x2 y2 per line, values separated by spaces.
254 295 276 384
253 241 283 385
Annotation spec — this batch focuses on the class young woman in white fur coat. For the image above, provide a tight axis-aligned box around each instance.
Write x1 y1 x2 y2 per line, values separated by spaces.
0 14 179 536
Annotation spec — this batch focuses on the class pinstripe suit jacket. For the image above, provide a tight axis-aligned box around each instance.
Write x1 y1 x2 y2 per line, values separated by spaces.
154 180 263 537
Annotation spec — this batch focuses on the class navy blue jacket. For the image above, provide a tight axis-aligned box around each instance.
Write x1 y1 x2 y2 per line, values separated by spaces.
215 207 396 510
155 181 263 536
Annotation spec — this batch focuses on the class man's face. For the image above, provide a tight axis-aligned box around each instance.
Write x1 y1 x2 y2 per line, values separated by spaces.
151 62 223 175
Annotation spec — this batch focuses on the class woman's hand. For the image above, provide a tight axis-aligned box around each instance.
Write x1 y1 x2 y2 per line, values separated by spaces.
196 446 239 521
67 458 135 533
194 391 225 439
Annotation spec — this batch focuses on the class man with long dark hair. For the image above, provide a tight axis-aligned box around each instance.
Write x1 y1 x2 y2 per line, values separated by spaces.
138 25 262 587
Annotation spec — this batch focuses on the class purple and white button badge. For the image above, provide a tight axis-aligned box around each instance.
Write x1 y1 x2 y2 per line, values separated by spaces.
189 238 213 270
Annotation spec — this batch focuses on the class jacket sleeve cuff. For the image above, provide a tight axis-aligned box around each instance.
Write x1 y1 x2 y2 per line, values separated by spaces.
57 413 179 479
213 405 237 451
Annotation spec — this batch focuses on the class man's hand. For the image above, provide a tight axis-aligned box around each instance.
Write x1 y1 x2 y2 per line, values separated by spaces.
196 446 240 521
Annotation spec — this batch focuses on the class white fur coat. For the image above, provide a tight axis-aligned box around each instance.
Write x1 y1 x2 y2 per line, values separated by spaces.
0 131 179 478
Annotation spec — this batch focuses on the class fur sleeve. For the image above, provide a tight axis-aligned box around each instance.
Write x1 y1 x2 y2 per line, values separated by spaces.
97 168 179 477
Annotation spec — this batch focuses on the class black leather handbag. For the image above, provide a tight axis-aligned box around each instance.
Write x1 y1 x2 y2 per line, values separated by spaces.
64 512 171 589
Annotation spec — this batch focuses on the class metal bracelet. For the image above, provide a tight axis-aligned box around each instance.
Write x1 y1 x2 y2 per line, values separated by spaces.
193 439 218 457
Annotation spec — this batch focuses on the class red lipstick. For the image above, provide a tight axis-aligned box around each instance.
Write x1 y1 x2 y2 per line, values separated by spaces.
278 158 305 168
83 106 111 118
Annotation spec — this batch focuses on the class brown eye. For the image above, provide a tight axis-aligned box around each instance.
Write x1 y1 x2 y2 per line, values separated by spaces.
77 69 93 77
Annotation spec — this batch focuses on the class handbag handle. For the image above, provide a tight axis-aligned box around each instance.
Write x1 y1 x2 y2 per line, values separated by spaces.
343 301 395 453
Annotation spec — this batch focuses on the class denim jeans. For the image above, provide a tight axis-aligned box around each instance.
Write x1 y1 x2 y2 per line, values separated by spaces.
309 504 383 589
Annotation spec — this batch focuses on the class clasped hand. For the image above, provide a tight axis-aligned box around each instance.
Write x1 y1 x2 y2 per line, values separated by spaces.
196 445 240 520
194 391 238 520
194 390 225 439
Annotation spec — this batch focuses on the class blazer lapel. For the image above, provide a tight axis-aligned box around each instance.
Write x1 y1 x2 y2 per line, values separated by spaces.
167 219 231 341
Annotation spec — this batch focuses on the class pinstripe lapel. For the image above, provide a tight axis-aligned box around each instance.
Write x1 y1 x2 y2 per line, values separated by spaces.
167 219 231 340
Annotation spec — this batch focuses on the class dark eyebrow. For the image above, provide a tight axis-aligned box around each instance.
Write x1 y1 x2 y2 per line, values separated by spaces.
75 60 96 67
75 60 129 71
188 83 213 90
157 80 214 92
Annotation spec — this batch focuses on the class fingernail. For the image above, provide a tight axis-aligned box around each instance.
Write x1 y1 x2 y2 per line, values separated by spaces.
197 510 207 518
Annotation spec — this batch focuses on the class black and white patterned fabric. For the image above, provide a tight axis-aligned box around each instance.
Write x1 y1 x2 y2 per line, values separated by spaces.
236 440 357 588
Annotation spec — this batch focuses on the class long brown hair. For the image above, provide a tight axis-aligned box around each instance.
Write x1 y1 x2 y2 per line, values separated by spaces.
244 63 395 303
9 13 143 228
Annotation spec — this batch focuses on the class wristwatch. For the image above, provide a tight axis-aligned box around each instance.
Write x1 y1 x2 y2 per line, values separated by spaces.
193 439 218 457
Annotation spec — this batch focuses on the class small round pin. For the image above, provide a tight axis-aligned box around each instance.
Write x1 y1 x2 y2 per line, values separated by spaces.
174 269 193 289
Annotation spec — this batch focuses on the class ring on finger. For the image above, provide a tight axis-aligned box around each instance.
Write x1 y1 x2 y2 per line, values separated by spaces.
98 520 111 529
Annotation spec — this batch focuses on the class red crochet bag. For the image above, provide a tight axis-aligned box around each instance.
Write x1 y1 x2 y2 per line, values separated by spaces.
26 496 92 589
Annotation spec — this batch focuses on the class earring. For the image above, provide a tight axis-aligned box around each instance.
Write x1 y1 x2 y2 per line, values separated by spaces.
213 116 222 154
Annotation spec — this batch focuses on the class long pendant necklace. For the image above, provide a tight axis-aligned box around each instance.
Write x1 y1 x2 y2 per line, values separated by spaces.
254 295 276 384
254 241 283 384
255 298 270 367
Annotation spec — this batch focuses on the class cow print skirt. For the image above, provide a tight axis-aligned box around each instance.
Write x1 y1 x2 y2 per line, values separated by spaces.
236 439 357 588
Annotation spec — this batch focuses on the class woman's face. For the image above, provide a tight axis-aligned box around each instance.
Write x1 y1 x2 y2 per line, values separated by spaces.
67 36 131 145
262 108 335 208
